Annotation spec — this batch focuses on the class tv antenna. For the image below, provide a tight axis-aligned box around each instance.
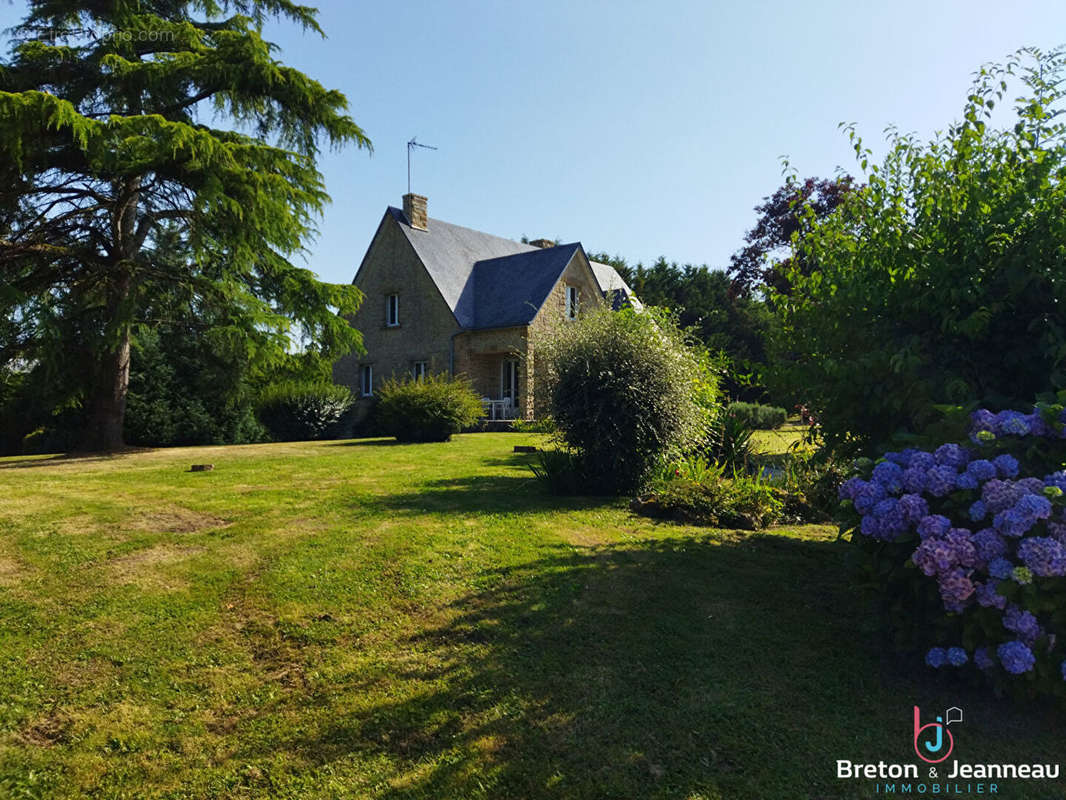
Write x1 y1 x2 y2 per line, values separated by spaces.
407 137 438 194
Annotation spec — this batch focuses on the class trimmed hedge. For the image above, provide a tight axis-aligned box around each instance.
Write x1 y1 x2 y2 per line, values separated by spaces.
257 382 352 442
375 373 483 443
726 402 786 430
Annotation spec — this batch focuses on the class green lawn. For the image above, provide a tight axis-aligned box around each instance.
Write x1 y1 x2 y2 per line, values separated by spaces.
0 435 1062 799
750 420 810 455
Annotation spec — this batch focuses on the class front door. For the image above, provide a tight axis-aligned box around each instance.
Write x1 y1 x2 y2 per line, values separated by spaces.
500 359 518 411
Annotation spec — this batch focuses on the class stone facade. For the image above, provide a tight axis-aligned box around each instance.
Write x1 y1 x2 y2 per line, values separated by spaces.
526 254 605 416
333 215 460 416
334 211 607 421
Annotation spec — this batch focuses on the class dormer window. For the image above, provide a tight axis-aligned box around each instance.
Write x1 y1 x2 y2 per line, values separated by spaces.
386 294 399 327
565 286 579 321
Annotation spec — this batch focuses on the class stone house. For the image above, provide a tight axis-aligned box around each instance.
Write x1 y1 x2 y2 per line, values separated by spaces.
334 194 638 421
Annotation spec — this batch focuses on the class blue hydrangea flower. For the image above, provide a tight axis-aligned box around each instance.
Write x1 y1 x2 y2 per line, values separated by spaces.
1028 412 1051 437
974 646 995 670
956 472 979 490
966 459 997 482
988 557 1014 579
947 646 968 667
1061 660 1066 681
938 568 975 613
925 647 947 668
945 529 976 568
975 580 1007 609
1016 494 1053 521
901 467 928 494
1018 477 1048 496
993 509 1032 538
898 494 929 523
1045 470 1066 492
971 528 1007 565
997 640 1036 674
838 476 864 500
971 409 996 433
917 514 951 540
909 452 936 471
982 479 1020 512
969 500 988 522
872 461 904 492
853 481 887 514
935 443 971 469
913 537 957 576
995 411 1032 437
993 454 1020 478
926 466 959 497
1004 605 1042 644
860 514 883 539
869 498 908 541
1017 537 1066 577
1048 520 1066 543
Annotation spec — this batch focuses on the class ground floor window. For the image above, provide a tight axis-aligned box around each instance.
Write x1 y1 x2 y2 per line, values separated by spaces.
413 361 428 381
501 359 518 406
360 364 373 396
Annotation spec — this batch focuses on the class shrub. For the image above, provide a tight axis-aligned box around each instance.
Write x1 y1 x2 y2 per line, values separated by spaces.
840 401 1066 700
727 401 786 430
511 415 558 435
704 406 755 473
534 306 717 494
635 469 785 530
528 448 586 495
774 450 850 522
374 373 483 443
257 382 352 442
768 49 1066 453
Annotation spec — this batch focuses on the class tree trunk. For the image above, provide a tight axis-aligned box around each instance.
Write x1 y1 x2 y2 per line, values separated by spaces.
80 268 133 453
81 325 131 452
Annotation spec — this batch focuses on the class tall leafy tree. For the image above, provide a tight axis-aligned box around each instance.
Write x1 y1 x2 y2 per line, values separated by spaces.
727 175 854 297
0 0 368 450
769 48 1066 452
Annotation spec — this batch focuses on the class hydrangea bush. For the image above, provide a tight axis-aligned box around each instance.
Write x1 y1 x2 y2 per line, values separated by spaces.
841 404 1066 698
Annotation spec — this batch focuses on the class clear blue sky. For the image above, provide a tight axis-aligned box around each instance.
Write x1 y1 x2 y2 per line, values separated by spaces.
3 1 1065 283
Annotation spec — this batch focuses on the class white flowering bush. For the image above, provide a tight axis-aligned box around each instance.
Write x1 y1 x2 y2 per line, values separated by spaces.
841 401 1066 699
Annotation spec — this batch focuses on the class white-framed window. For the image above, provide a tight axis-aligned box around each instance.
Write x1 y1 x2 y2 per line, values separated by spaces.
565 286 579 321
360 364 373 397
412 361 428 382
385 294 399 327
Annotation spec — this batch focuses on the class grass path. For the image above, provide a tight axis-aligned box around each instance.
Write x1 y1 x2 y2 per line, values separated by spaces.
0 435 1061 799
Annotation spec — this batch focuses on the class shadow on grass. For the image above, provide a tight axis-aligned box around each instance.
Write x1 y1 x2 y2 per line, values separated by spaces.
0 449 151 470
273 534 1064 799
361 472 621 517
324 438 403 448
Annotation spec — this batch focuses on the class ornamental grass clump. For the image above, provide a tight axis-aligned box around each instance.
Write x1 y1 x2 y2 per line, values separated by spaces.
534 307 716 495
841 402 1066 699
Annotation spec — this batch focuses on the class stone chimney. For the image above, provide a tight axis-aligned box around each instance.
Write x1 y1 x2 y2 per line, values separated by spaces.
402 193 427 230
528 238 555 249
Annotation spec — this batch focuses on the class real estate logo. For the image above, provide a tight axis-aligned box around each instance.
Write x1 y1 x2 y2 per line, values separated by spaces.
913 705 963 764
836 703 1060 792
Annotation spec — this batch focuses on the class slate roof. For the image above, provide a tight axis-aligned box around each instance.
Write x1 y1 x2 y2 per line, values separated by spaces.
382 206 637 329
589 260 641 311
469 243 582 329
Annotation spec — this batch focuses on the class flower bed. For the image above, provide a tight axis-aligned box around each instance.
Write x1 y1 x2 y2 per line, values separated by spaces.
841 405 1066 698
